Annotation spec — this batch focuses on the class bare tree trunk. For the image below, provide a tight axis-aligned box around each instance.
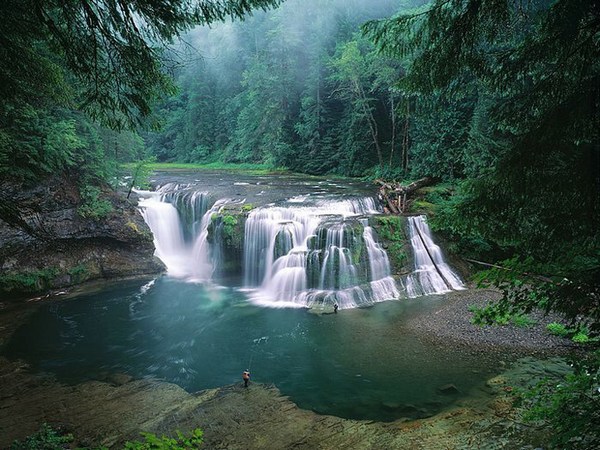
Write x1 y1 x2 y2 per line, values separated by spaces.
354 80 384 170
402 99 410 172
389 92 396 167
375 177 433 214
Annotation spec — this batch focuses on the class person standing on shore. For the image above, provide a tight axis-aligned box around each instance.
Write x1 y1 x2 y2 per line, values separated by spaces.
242 369 250 388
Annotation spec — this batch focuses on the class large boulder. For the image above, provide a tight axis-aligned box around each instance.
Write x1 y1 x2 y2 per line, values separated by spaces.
0 176 164 294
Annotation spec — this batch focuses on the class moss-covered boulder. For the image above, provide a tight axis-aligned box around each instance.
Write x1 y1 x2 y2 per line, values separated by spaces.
370 215 411 276
207 203 253 279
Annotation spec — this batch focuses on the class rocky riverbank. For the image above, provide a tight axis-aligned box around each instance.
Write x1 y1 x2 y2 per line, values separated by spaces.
405 288 577 356
0 176 164 294
0 287 576 449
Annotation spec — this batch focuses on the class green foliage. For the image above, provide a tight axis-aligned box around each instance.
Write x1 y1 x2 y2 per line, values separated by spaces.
469 303 535 328
0 268 60 293
471 256 600 337
11 425 204 450
68 264 89 283
78 185 113 220
469 303 511 326
372 216 407 271
546 323 595 344
572 332 590 344
210 214 243 249
546 322 570 337
365 0 600 340
518 350 600 449
510 314 536 328
123 428 204 450
10 423 73 449
0 0 283 130
144 1 406 177
126 157 157 198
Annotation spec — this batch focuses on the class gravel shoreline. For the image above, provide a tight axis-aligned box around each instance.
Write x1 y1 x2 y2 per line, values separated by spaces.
404 287 578 356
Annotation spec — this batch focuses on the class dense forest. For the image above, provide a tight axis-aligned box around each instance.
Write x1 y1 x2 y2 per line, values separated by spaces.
0 0 598 447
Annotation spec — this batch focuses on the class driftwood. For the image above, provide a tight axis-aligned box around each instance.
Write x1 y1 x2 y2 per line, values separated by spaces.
375 177 433 214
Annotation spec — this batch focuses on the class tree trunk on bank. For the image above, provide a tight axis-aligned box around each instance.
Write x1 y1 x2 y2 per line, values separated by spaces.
375 177 433 214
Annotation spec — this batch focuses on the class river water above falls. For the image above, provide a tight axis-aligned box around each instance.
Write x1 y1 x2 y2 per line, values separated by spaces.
4 172 492 422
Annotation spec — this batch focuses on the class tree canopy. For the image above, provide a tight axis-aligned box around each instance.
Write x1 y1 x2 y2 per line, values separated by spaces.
364 0 599 331
0 0 282 181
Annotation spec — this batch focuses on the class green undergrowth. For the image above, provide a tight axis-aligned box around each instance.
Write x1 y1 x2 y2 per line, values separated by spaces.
0 264 91 293
372 215 407 271
516 350 600 449
10 424 204 450
546 322 597 344
78 185 113 219
0 268 60 293
469 303 536 328
408 183 454 216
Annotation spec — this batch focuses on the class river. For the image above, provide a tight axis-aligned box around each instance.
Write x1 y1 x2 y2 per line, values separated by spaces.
2 171 532 424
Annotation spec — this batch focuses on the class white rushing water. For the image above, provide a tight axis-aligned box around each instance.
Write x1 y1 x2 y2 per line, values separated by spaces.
137 182 464 308
404 215 465 297
137 184 231 281
243 197 399 309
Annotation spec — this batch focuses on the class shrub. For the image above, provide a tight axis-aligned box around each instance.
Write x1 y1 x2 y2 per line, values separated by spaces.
546 322 570 337
123 429 204 449
519 350 600 449
78 185 113 219
11 423 73 449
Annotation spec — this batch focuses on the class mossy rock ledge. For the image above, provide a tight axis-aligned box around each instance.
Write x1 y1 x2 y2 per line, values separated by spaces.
369 215 412 276
207 203 252 278
0 176 164 295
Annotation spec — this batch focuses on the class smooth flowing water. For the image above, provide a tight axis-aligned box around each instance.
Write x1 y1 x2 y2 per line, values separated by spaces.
5 277 499 422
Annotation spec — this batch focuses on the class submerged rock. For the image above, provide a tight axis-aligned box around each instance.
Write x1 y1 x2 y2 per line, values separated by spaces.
438 383 460 395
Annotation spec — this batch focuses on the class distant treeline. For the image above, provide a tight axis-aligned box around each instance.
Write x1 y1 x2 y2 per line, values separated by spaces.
144 0 417 178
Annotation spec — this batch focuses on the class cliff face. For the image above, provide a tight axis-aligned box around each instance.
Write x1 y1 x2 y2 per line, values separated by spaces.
0 176 164 294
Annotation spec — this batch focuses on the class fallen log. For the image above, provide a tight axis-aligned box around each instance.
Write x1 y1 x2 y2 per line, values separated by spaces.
395 177 434 194
375 177 434 214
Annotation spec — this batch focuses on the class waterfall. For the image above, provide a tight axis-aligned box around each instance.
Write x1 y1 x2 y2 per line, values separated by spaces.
362 219 400 302
243 198 399 309
137 181 463 306
404 215 464 297
138 184 229 281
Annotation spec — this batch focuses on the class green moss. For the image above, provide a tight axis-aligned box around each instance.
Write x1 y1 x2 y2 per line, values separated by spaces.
126 221 141 233
67 264 89 283
241 203 255 213
372 216 407 271
222 215 238 241
0 267 60 292
209 213 244 250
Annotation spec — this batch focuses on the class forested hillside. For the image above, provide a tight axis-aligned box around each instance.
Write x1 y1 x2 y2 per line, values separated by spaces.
144 0 414 176
146 0 599 326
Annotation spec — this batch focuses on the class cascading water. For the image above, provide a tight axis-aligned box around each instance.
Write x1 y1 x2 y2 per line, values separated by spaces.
243 197 399 309
137 180 463 307
138 184 231 281
362 219 401 302
404 215 465 297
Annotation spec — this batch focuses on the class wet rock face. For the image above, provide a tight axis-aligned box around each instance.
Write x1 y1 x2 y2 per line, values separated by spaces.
0 176 164 294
